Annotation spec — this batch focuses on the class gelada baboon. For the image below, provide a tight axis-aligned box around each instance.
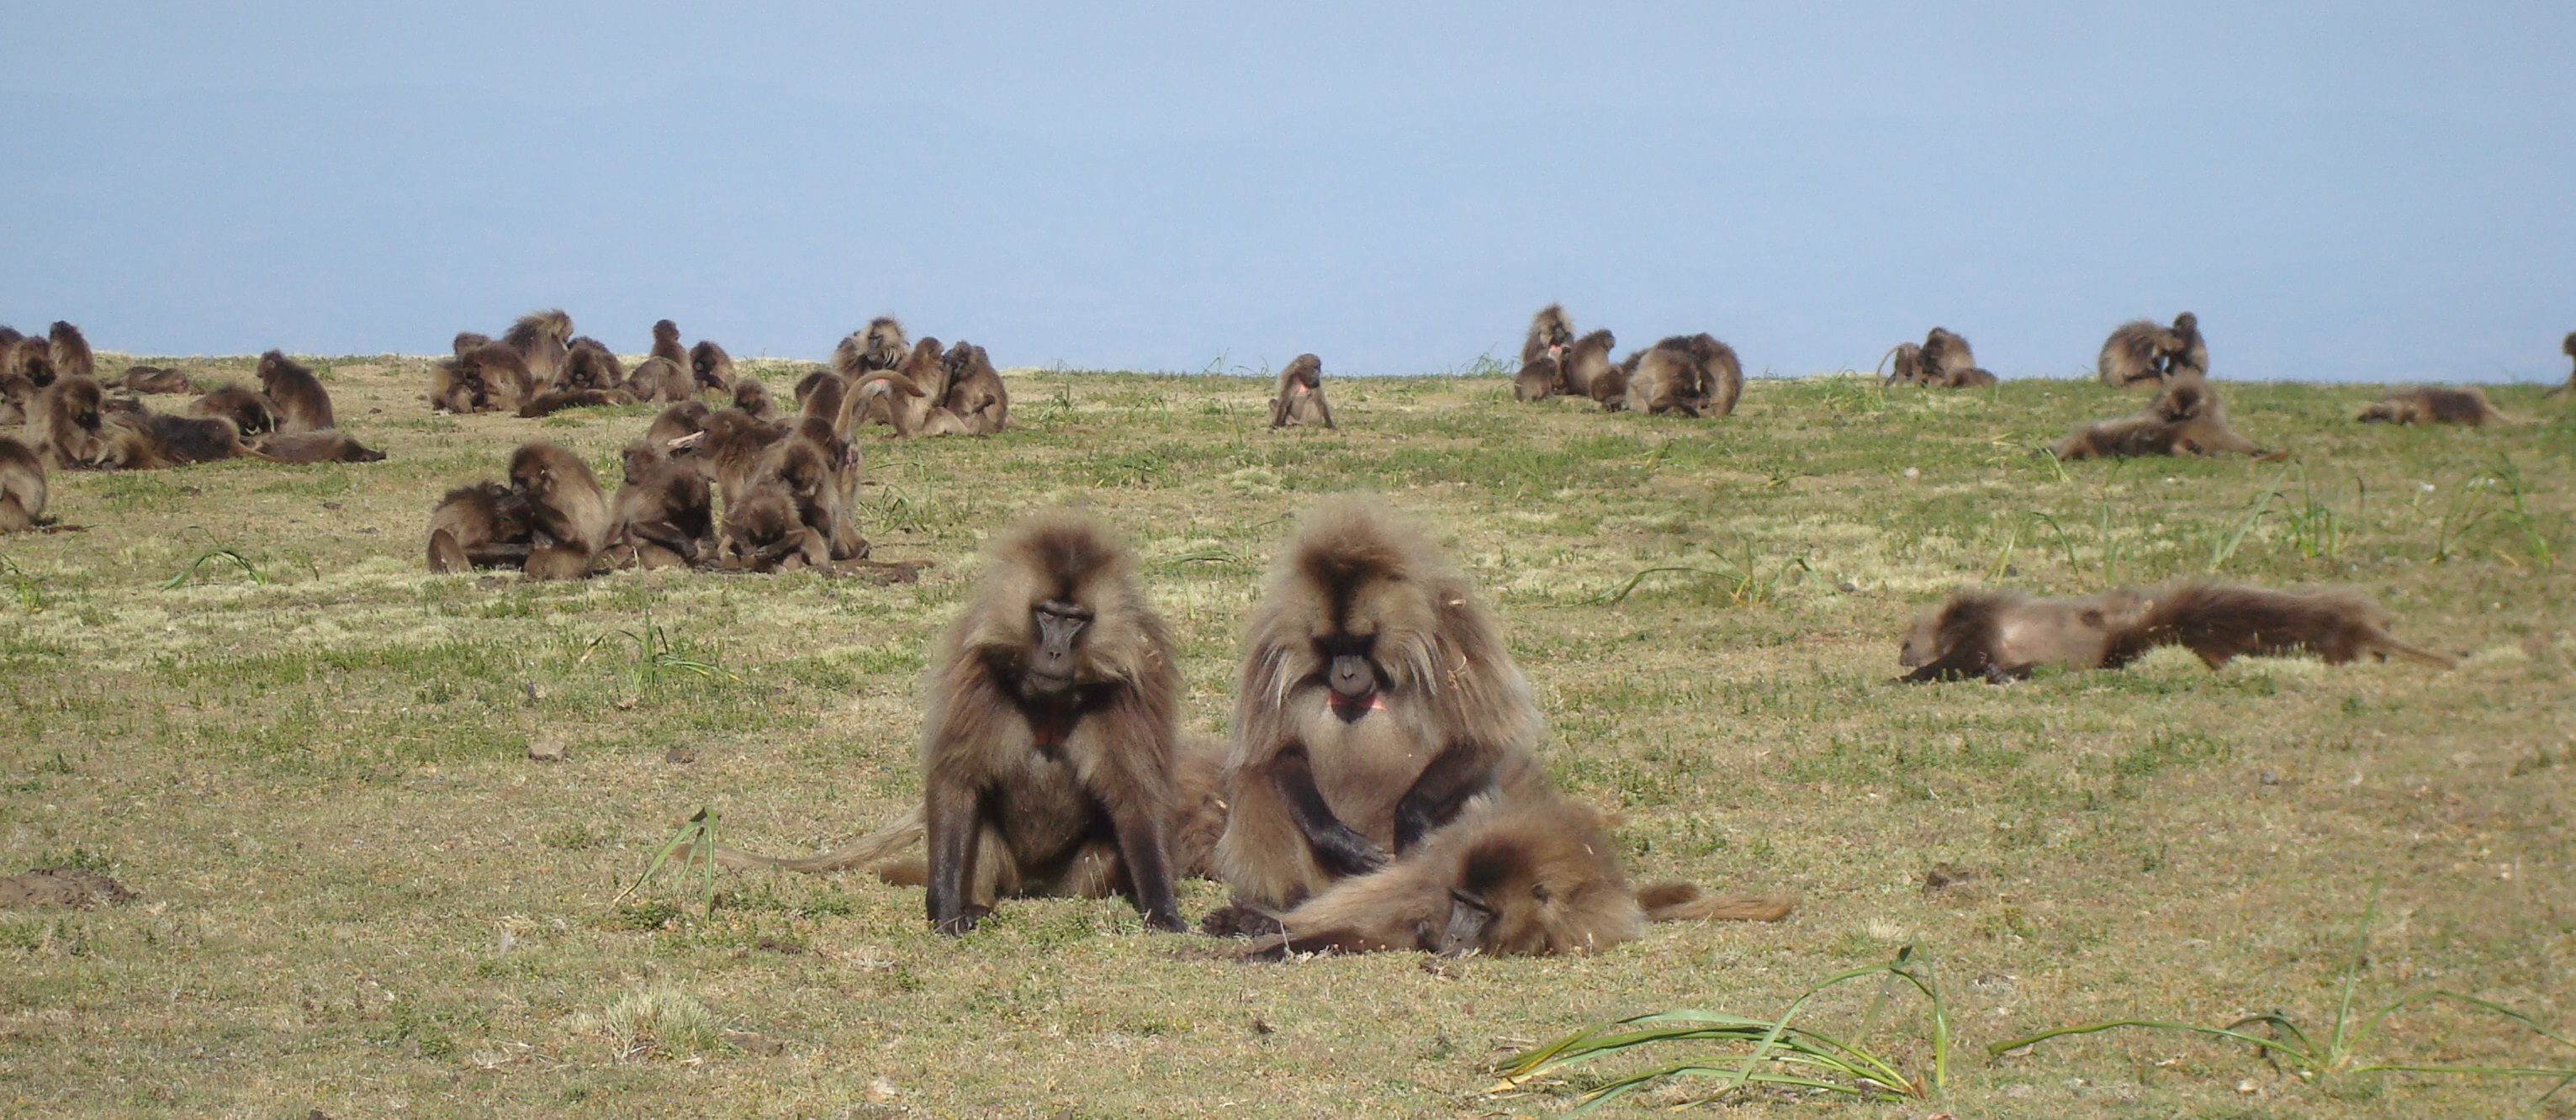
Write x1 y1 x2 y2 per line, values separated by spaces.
1899 582 2452 684
1917 328 1997 388
1563 330 1617 399
608 440 713 569
646 401 712 446
1270 354 1335 429
1232 770 1793 959
188 386 278 436
731 375 783 422
1520 304 1574 369
626 356 696 405
2053 372 2272 460
941 341 1009 435
426 483 532 573
2356 386 2509 426
844 339 964 436
1590 351 1638 410
2550 331 2576 398
717 483 824 572
857 316 909 372
670 407 791 505
47 322 94 383
119 366 197 394
1209 496 1537 918
1625 334 1742 417
508 441 609 580
8 335 56 388
27 377 107 468
504 309 574 392
729 512 1187 933
0 327 19 367
796 367 847 425
255 431 387 463
1513 356 1562 402
0 436 48 532
755 420 868 562
690 340 735 394
2097 312 2202 386
559 336 626 392
94 413 256 468
257 351 335 433
1877 341 1925 384
517 385 637 418
649 320 690 372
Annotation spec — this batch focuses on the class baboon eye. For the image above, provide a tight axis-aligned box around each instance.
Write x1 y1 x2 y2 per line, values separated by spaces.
1531 883 1551 902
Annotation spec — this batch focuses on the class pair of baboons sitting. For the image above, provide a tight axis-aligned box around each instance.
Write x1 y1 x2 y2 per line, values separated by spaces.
721 496 1791 959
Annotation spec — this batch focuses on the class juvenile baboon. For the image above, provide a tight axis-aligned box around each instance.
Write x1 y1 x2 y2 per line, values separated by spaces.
560 336 627 392
732 376 784 422
625 357 696 404
690 340 735 394
1590 352 1638 410
1208 497 1537 922
255 431 387 463
910 512 1186 933
609 443 715 569
0 436 48 532
427 356 485 414
509 441 609 580
1270 354 1336 429
1561 330 1616 399
2166 312 2208 377
426 483 533 573
1918 328 1997 388
47 322 94 383
1520 304 1574 368
1898 582 2451 683
257 351 335 432
941 342 1009 434
452 331 494 357
94 413 256 469
504 309 574 392
1877 341 1926 385
2356 386 2509 426
644 401 712 446
119 366 197 394
717 484 824 571
759 421 868 561
1513 356 1562 402
1625 334 1742 417
27 377 107 468
517 386 637 418
649 320 690 373
188 386 278 436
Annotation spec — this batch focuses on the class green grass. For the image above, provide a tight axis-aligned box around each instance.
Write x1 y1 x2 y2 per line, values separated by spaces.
0 357 2569 1117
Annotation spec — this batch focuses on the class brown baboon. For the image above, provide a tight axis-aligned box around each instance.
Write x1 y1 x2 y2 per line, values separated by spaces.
789 415 867 558
560 336 627 391
257 351 335 432
1520 304 1574 369
426 483 533 573
1270 354 1336 429
254 431 387 463
0 327 19 368
187 386 277 436
717 483 824 571
2166 312 2208 377
2356 386 2509 426
1513 356 1562 402
452 331 493 357
503 309 574 391
8 336 56 388
426 357 482 414
2053 372 2271 459
855 316 908 372
672 408 791 504
2551 331 2576 397
644 400 712 446
1625 334 1742 417
508 441 609 580
462 343 536 413
1590 351 1638 410
2048 415 2187 460
27 377 108 468
609 443 715 569
1897 589 2155 683
47 322 94 383
690 340 735 394
649 320 690 373
94 413 256 468
1207 497 1537 924
0 436 48 532
2097 318 2179 386
941 342 1009 434
517 386 637 418
1878 341 1926 384
1918 328 1997 387
796 368 847 424
625 357 696 404
2107 583 2455 670
1562 330 1616 399
119 366 197 394
732 376 783 422
0 374 31 428
759 425 868 562
848 372 971 437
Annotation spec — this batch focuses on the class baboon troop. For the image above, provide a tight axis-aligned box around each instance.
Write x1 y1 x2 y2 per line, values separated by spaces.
2356 386 2508 426
0 324 384 480
1626 334 1743 416
1270 354 1336 429
1883 327 1997 388
2097 311 2205 386
1900 581 2454 683
1510 306 1745 417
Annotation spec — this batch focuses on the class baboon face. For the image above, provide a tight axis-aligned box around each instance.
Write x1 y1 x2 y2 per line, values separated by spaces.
1896 608 1945 668
1024 599 1094 695
1291 563 1435 723
1441 832 1622 955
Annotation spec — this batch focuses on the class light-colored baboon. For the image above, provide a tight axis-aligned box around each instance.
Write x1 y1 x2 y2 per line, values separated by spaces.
1901 582 2452 683
1625 334 1742 417
0 436 47 532
1520 304 1574 368
46 322 94 383
2356 386 2509 426
855 316 909 372
255 431 386 463
690 340 735 394
2097 312 2201 386
1879 341 1926 384
256 351 335 433
426 483 532 573
1208 497 1537 921
2053 372 2272 460
27 377 107 468
645 401 712 446
2166 312 2208 377
626 357 695 404
503 309 574 392
188 386 278 436
1897 589 2156 683
671 408 791 505
796 368 847 425
1270 354 1335 429
508 441 608 580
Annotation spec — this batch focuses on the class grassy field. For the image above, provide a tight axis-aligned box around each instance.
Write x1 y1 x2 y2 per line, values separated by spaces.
2 355 2572 1119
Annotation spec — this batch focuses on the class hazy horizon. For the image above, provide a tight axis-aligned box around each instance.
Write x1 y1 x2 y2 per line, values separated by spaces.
5 3 2572 383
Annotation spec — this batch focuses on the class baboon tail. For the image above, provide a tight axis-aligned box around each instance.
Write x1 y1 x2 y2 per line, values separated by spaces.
1637 881 1795 923
713 804 927 873
2378 638 2457 670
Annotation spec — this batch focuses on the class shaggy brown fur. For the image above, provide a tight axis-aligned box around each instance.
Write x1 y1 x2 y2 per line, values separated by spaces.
2356 386 2508 426
0 436 48 532
426 483 532 573
607 445 714 569
670 408 791 505
559 336 626 392
517 387 637 418
508 441 609 580
502 309 574 392
1520 304 1574 368
690 339 735 394
1513 355 1563 402
46 322 93 383
256 351 335 432
794 369 845 422
1624 334 1742 417
119 366 197 394
2552 331 2576 398
833 316 909 375
1560 329 1617 400
27 377 108 468
1900 582 2452 683
645 401 711 446
1270 354 1336 429
731 376 784 422
1878 341 1926 385
2097 317 2182 386
1917 327 1997 387
94 413 256 468
648 320 690 374
188 386 278 436
2054 372 2272 460
1897 589 2155 683
625 357 695 404
255 431 386 463
940 341 1009 435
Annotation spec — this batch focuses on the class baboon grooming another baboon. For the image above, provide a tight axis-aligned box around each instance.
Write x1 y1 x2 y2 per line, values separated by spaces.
27 377 108 468
0 436 48 532
426 483 532 573
2356 386 2509 426
257 351 335 433
119 366 197 394
941 342 1009 434
2052 372 2272 460
558 336 627 392
1625 334 1742 417
47 322 94 383
1271 354 1336 429
1917 328 1997 388
188 386 278 436
2096 312 2203 386
690 340 735 394
503 309 574 392
608 441 714 569
1898 582 2453 683
508 441 609 580
1209 497 1537 918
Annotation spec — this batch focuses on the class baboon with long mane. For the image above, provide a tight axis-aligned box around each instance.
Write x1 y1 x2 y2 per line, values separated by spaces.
1624 333 1742 417
46 322 94 383
503 309 574 392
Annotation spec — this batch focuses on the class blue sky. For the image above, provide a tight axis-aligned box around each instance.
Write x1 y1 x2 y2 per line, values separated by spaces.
3 3 2570 381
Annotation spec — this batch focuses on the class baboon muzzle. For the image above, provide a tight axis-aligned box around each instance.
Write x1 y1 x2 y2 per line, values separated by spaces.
1329 654 1374 700
1028 600 1092 694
